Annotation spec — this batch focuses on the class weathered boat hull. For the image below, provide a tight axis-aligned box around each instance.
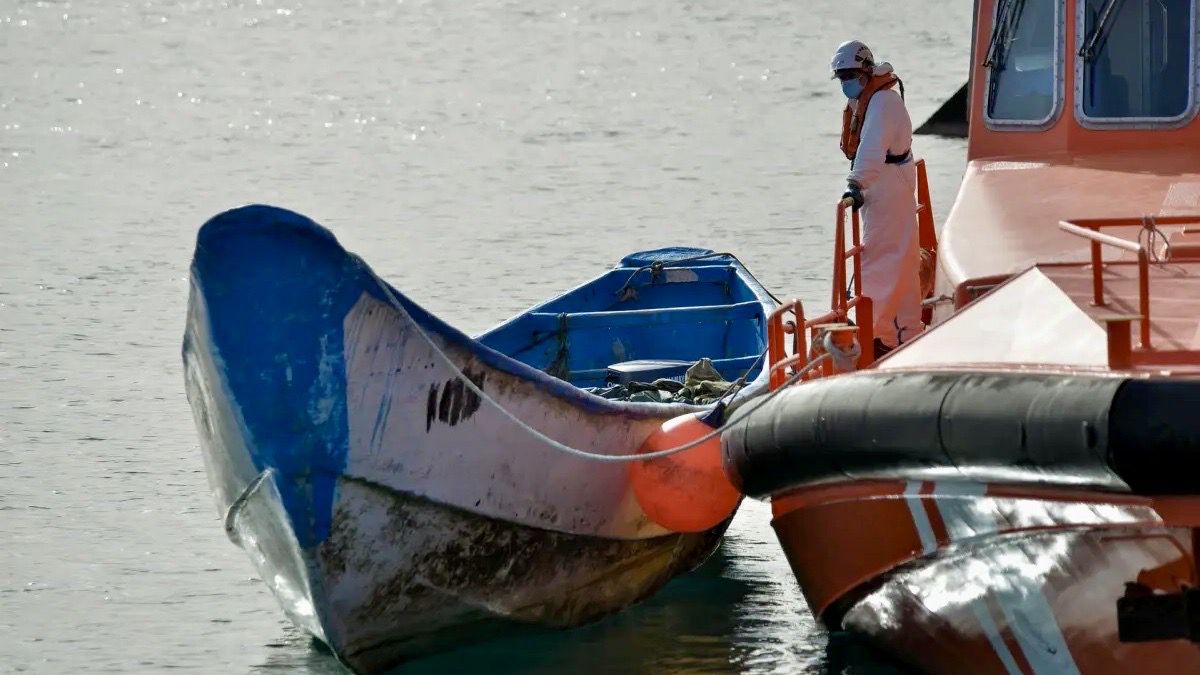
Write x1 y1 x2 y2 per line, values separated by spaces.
184 205 771 670
227 469 723 673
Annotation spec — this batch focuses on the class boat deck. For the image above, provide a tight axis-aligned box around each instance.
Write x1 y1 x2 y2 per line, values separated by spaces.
1042 261 1200 353
878 259 1200 375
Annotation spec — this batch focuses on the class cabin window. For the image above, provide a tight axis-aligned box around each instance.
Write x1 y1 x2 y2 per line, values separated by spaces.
1078 0 1196 123
984 0 1063 127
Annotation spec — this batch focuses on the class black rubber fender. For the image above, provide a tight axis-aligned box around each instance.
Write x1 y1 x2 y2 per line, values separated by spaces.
718 371 1199 499
1108 379 1200 494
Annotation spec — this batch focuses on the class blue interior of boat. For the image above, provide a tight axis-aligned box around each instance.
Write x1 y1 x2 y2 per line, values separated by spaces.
478 248 773 389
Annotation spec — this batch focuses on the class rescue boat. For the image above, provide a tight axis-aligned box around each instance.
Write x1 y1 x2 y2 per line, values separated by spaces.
182 205 775 672
724 1 1200 673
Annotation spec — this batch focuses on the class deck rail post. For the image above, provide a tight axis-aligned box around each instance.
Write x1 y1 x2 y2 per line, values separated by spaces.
766 299 807 390
1091 239 1105 306
1055 217 1198 353
1137 249 1151 349
1100 315 1138 369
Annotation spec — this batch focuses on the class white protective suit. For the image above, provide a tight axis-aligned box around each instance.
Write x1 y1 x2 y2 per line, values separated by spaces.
847 64 923 348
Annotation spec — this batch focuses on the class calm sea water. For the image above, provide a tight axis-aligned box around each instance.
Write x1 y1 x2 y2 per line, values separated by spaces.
0 0 970 671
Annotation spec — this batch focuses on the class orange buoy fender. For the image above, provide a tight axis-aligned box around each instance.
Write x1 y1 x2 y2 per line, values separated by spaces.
629 412 741 533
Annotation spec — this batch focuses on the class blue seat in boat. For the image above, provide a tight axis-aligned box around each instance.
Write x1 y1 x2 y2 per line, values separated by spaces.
605 359 695 384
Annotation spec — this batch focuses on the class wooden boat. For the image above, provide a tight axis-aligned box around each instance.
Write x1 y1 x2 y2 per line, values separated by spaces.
182 204 775 672
723 1 1200 673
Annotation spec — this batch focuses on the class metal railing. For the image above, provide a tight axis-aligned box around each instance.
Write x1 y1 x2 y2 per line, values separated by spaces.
766 300 808 390
1054 217 1200 350
766 299 863 389
764 202 876 390
765 158 937 388
831 200 875 361
1058 219 1150 348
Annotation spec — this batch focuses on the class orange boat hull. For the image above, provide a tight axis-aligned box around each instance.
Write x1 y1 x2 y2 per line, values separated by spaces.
771 483 1200 674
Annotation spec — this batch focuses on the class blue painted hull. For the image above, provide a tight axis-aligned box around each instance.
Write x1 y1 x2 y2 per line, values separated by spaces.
183 205 775 671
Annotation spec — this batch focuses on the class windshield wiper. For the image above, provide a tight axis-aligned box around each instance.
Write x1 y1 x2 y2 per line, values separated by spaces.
1079 0 1126 61
982 0 1024 68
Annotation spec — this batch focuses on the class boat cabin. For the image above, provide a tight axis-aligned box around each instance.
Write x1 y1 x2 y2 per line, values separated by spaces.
856 0 1200 372
939 0 1200 311
765 1 1200 378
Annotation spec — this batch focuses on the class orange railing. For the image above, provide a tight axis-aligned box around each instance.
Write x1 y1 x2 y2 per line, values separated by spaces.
765 203 875 389
765 158 937 389
766 300 808 390
766 299 857 389
1057 219 1152 349
916 160 939 324
916 159 937 255
1057 216 1200 360
831 201 875 363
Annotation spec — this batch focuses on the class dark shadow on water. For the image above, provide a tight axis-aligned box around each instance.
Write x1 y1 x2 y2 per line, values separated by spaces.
824 632 918 675
395 549 755 675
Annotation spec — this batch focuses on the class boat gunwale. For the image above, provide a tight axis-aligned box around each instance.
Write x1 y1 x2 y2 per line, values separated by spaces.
189 207 778 426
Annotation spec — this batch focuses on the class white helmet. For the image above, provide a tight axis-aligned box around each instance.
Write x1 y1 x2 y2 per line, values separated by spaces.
830 40 874 76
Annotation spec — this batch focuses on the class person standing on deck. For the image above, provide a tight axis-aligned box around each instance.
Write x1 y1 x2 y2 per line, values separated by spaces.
831 40 923 356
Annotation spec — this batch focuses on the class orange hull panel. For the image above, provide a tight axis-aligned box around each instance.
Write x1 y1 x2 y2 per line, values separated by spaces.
772 483 1200 674
844 528 1200 675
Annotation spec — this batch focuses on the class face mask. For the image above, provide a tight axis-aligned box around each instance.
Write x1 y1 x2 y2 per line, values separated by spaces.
841 77 864 100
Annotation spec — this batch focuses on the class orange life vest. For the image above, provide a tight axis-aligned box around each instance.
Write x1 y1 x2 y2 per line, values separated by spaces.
840 72 902 162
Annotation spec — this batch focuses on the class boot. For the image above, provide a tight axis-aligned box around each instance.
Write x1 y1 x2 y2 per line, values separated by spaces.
872 338 895 358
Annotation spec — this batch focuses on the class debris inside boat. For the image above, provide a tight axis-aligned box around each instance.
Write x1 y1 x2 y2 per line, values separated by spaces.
583 357 736 404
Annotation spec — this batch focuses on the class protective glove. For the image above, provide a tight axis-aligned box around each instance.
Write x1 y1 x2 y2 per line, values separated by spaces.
841 183 864 210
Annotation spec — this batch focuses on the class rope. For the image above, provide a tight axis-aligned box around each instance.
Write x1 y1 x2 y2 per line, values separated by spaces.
365 269 828 463
822 331 862 372
613 251 783 304
614 252 733 299
697 346 768 411
695 342 788 417
1139 215 1171 264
